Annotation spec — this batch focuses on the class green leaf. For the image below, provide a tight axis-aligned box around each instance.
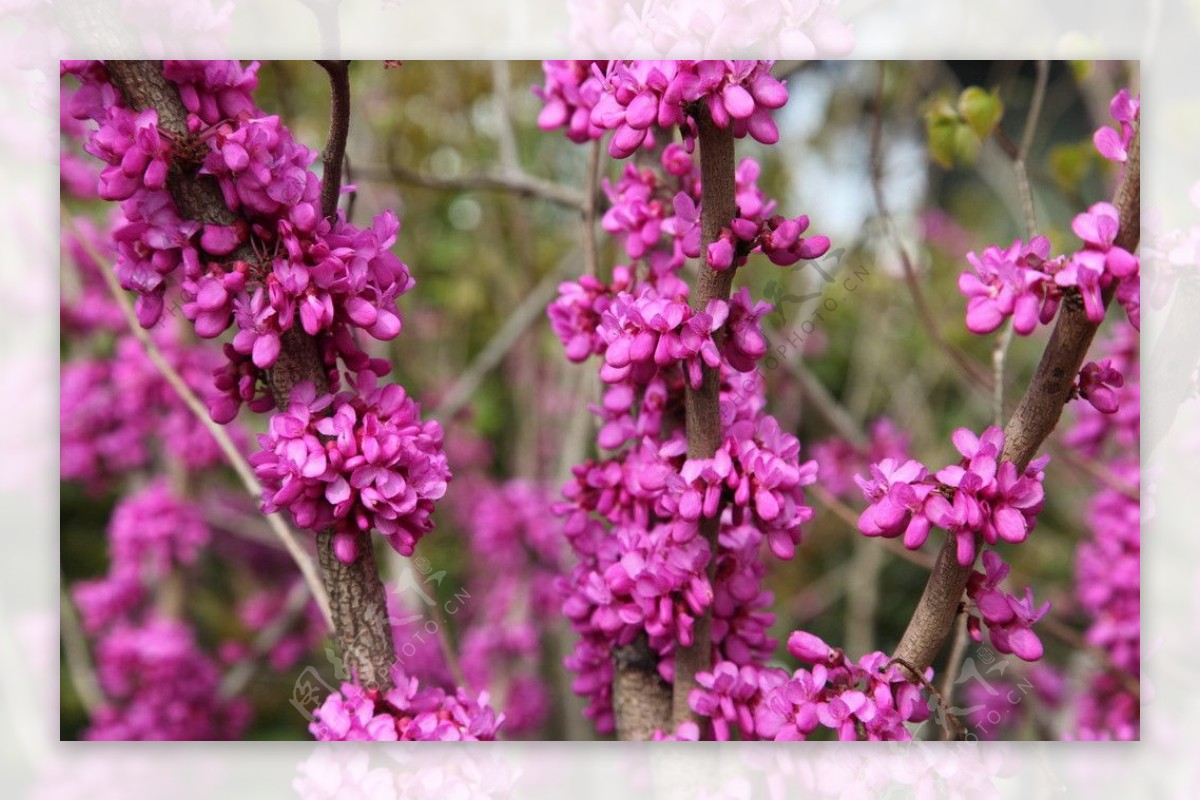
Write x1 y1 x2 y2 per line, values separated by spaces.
953 122 983 165
957 86 1004 140
925 98 961 169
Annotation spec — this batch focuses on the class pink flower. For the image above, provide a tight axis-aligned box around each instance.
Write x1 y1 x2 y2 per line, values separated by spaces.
1093 89 1139 164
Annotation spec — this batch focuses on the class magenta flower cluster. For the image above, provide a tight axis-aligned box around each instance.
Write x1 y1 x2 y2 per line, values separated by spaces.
1066 322 1140 739
598 287 726 389
84 618 250 741
959 205 1139 337
250 377 450 563
309 677 503 741
959 89 1140 336
62 60 415 425
855 425 1047 566
538 59 851 737
687 631 930 741
965 550 1051 662
537 60 789 158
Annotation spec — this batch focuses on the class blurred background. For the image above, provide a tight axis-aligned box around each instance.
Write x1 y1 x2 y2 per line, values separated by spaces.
60 60 1138 740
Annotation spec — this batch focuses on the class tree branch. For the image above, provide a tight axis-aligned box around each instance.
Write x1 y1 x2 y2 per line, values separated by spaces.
892 122 1140 676
316 60 351 221
674 115 737 730
106 60 396 691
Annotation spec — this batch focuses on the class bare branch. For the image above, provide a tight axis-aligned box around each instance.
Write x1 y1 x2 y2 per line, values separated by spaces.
358 162 587 211
433 265 565 420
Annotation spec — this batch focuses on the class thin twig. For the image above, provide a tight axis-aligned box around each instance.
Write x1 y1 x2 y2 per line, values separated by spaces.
1051 442 1140 501
991 62 1049 425
888 656 966 740
359 162 587 211
764 321 868 447
1012 60 1049 240
992 321 1014 426
810 484 936 571
490 61 521 173
316 60 351 221
60 586 105 714
62 210 334 631
938 606 971 741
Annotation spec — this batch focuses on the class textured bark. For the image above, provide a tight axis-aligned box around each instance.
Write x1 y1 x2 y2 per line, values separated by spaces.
893 123 1140 675
612 635 674 741
317 530 395 690
108 60 394 691
673 116 737 729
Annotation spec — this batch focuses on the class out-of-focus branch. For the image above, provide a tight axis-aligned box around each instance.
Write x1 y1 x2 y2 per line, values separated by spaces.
219 579 312 699
992 61 1048 427
433 264 565 420
61 586 105 714
583 140 603 277
359 161 588 212
869 62 994 391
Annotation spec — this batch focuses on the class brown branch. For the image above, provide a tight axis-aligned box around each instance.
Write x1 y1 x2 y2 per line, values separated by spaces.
613 635 674 740
106 60 396 692
937 607 971 740
674 115 737 730
893 121 1140 676
316 60 351 221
